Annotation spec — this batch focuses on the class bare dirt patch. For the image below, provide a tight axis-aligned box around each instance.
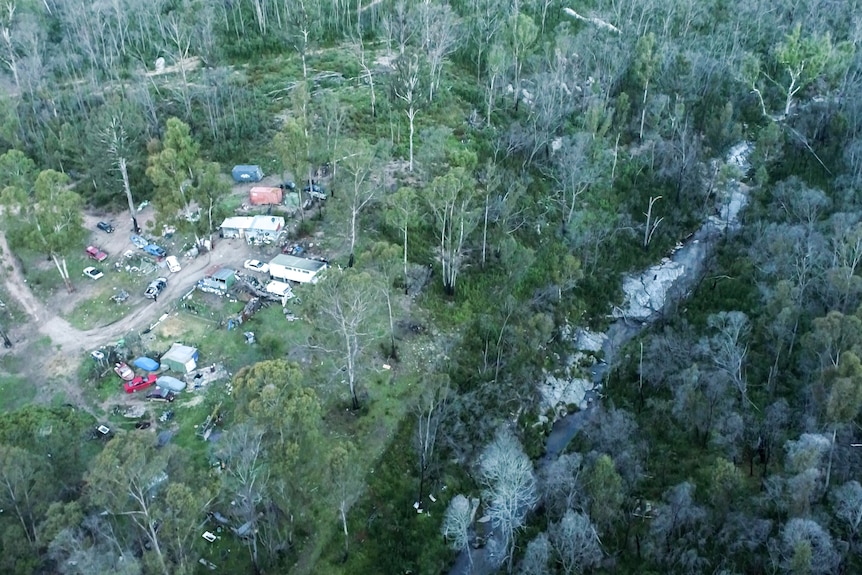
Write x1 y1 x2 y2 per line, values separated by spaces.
0 206 277 411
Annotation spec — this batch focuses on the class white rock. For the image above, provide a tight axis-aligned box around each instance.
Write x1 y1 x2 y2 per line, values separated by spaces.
538 374 593 413
726 141 753 174
574 328 607 353
614 262 686 321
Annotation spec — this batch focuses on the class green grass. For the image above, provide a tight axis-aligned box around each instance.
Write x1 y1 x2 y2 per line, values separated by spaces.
66 293 138 330
0 375 37 413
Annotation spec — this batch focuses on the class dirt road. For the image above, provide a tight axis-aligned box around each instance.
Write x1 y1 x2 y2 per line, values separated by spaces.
0 220 259 407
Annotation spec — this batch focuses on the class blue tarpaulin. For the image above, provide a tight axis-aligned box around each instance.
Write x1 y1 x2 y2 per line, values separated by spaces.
133 357 160 371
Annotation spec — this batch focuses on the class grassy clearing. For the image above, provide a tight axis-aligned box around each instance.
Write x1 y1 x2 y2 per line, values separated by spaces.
66 292 138 330
0 375 37 413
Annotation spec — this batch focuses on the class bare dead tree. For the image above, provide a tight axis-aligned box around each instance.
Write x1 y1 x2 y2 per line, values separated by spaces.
394 52 421 172
479 427 538 574
415 378 449 508
643 195 663 248
102 117 140 233
0 0 20 90
417 0 460 102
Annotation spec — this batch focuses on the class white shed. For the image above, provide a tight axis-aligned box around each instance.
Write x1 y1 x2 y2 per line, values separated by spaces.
269 254 328 284
219 216 254 239
247 215 285 243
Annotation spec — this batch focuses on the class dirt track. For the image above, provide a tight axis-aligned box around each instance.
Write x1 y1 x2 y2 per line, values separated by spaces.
0 212 263 408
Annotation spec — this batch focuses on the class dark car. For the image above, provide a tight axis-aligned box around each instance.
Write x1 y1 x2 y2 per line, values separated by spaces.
302 183 324 194
279 180 296 190
146 389 176 403
145 277 167 300
97 221 115 233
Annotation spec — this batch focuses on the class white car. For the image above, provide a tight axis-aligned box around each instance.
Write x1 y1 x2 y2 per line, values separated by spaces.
83 266 104 280
244 259 270 274
165 255 182 273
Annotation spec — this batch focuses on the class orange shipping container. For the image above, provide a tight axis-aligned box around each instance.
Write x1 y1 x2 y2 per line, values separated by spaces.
249 186 283 205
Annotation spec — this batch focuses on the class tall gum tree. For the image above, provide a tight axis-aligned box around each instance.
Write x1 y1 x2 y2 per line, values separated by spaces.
426 164 479 297
1 168 86 293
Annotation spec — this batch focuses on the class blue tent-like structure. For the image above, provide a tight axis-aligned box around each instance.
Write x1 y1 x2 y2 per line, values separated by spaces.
133 357 160 372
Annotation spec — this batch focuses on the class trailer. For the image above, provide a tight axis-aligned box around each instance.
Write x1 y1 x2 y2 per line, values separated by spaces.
231 165 264 183
269 254 328 284
249 186 283 205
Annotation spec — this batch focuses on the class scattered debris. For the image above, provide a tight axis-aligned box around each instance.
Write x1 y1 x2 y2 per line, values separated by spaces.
123 405 146 419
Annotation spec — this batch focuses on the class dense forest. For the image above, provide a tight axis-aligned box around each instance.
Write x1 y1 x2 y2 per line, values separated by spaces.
1 0 862 573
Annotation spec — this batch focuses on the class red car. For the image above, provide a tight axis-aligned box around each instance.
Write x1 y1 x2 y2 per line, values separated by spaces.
86 245 108 262
124 373 157 394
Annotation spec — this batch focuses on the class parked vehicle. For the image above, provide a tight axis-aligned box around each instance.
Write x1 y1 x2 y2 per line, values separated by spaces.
244 259 270 274
130 234 148 249
111 290 129 304
125 373 157 393
144 244 167 258
114 362 134 381
86 246 108 262
133 357 160 372
82 266 104 280
146 389 176 402
145 277 167 300
156 375 186 392
165 255 181 273
97 221 114 233
231 164 264 182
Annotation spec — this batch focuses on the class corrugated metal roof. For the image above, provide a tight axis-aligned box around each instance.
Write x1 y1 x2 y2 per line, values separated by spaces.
250 215 284 232
220 216 254 229
270 254 327 272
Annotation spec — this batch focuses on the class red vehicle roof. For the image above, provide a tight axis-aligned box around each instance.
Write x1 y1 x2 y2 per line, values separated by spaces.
86 246 108 261
124 373 157 393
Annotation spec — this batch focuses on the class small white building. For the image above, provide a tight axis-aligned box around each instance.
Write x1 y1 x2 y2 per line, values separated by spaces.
219 216 285 244
247 215 284 243
265 280 294 306
219 216 254 239
269 254 328 284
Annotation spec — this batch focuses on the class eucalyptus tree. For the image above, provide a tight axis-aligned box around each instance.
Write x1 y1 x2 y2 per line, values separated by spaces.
549 509 603 575
441 494 473 568
85 435 175 575
337 137 380 258
415 375 449 509
0 0 20 90
146 116 228 237
416 0 460 102
426 164 480 297
215 424 270 572
747 23 854 119
518 532 550 575
101 116 141 232
306 269 381 410
384 186 420 292
146 117 199 223
501 12 538 111
479 428 538 574
0 169 86 292
230 359 325 555
646 482 710 572
0 443 52 546
392 50 424 172
464 0 506 83
779 518 840 575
